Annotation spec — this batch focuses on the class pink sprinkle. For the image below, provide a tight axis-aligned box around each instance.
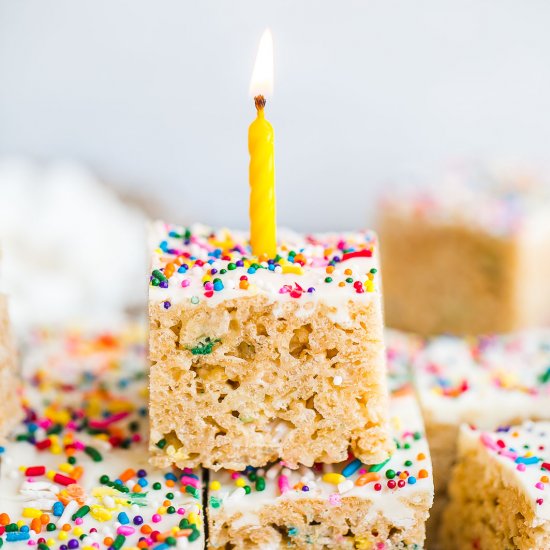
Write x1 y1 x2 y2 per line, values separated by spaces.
278 475 290 495
480 433 500 451
181 279 190 288
117 526 135 536
517 463 526 472
204 282 214 291
537 498 544 505
328 493 341 506
180 476 199 488
358 468 367 475
536 482 545 490
177 508 185 515
75 518 83 525
152 514 162 523
27 541 37 546
183 468 194 474
132 434 141 442
88 412 129 430
230 472 240 480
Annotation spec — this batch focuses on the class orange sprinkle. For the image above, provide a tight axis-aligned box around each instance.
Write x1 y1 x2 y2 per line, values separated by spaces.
0 513 10 525
541 476 549 484
40 514 50 525
326 266 335 274
133 484 142 493
104 537 114 546
30 518 42 534
418 469 429 479
162 500 171 507
137 541 148 549
165 479 175 488
399 471 408 479
119 468 136 483
239 281 249 290
344 268 352 276
338 281 345 287
355 472 380 486
72 466 84 480
417 453 426 461
62 524 71 532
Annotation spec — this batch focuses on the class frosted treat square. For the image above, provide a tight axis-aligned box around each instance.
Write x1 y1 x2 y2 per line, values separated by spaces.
0 294 21 441
442 422 550 550
148 222 392 471
206 392 433 549
378 184 550 335
0 324 205 550
386 329 550 548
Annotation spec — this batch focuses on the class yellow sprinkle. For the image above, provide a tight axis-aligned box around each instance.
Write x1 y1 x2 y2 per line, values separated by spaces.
58 532 68 541
188 512 201 526
47 539 56 547
157 507 167 515
73 528 84 537
322 473 345 485
90 505 112 522
17 520 26 528
22 508 42 519
235 478 246 488
210 480 221 491
51 446 62 455
58 463 74 474
282 265 304 275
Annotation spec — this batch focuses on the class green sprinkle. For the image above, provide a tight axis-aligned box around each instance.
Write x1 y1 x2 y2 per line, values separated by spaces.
153 482 162 490
112 534 126 550
167 506 176 514
152 269 167 282
370 268 378 274
186 337 221 355
185 485 199 499
190 296 199 305
243 485 251 494
72 505 90 520
368 457 391 472
179 518 190 529
68 456 77 465
255 477 266 491
324 277 333 283
539 367 550 384
345 277 353 283
188 529 201 542
166 492 174 500
165 536 177 546
155 438 167 449
404 460 413 467
5 524 18 532
228 263 236 270
385 469 396 479
46 523 56 532
84 446 103 462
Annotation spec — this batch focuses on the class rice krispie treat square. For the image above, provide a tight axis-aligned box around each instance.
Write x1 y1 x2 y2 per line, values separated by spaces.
442 421 550 550
0 294 21 441
206 391 433 549
386 328 550 548
378 183 550 335
149 222 393 471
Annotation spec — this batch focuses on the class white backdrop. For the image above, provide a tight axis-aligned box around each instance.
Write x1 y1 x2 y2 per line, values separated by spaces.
1 0 550 231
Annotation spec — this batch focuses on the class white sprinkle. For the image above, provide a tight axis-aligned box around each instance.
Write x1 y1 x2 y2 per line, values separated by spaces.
338 480 354 494
333 376 343 386
228 487 246 501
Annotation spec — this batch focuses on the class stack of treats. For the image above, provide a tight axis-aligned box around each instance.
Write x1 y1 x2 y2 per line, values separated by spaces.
379 175 550 550
148 221 435 549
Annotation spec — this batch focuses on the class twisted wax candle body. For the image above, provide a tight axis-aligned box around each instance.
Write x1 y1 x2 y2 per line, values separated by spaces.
248 96 276 258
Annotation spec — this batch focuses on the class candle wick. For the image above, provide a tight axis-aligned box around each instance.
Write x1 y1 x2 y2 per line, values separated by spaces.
254 95 266 111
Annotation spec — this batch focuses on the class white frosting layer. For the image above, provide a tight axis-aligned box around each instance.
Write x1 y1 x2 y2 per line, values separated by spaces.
388 330 550 428
149 222 381 315
208 393 433 530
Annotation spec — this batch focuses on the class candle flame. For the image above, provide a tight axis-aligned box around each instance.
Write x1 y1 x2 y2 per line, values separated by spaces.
250 29 274 98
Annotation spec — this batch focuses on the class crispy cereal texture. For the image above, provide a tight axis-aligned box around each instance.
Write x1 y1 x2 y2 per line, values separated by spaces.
441 439 550 550
149 295 392 470
208 494 431 550
0 294 22 441
379 211 550 335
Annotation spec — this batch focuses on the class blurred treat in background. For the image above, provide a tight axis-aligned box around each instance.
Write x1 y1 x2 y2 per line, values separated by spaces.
377 164 550 336
0 159 149 331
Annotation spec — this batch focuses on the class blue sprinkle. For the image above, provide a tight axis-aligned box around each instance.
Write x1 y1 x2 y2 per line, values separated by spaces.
117 512 130 525
165 472 178 481
408 476 417 485
0 446 4 454
247 267 256 274
138 478 148 487
160 240 168 251
213 281 224 291
154 545 168 550
288 528 298 537
178 265 188 273
7 532 31 542
342 458 362 478
515 456 539 465
53 501 65 516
